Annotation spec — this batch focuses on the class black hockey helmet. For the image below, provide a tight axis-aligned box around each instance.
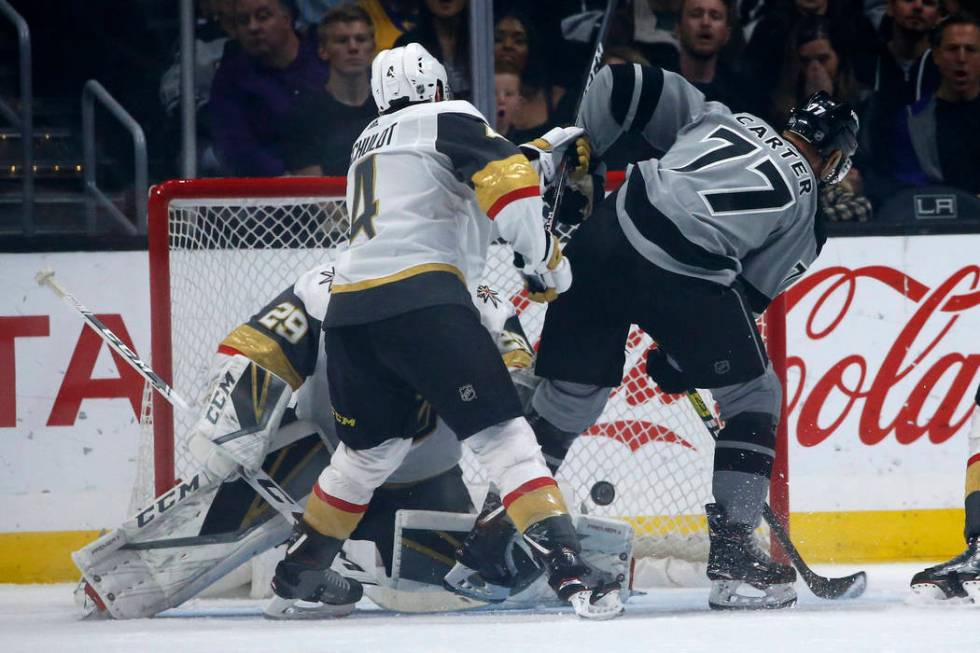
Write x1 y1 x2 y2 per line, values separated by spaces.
785 91 859 185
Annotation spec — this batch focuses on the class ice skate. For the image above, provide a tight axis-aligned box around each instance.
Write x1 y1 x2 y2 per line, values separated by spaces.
267 525 363 619
444 491 541 603
523 515 624 620
910 535 980 603
706 503 797 610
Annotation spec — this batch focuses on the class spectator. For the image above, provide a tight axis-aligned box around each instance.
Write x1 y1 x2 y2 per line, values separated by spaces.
859 0 943 204
770 15 868 126
904 14 980 194
359 0 419 50
625 0 683 69
283 4 378 176
209 0 330 176
395 0 471 99
745 0 878 100
494 60 524 138
494 10 573 143
673 0 757 111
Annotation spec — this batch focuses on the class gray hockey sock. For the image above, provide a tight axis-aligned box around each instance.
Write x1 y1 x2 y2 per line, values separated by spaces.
711 412 777 527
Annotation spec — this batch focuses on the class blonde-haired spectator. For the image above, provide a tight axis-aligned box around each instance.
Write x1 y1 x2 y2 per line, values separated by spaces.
283 3 379 176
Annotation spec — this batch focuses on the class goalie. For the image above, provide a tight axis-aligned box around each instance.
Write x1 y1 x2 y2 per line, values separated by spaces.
73 263 632 620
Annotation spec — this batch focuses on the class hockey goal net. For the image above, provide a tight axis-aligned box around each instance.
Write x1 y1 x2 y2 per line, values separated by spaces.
146 176 788 580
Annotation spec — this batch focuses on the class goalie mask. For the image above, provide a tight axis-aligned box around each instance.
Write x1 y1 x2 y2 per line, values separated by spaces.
785 91 859 186
371 43 450 114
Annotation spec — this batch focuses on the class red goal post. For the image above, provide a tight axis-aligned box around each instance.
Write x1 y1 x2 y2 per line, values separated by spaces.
147 175 789 569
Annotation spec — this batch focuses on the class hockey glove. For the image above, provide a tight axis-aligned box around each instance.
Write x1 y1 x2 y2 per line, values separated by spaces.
520 233 572 303
645 347 694 394
520 126 589 186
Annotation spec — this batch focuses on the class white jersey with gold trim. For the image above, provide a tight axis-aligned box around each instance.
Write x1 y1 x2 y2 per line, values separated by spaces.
325 100 549 327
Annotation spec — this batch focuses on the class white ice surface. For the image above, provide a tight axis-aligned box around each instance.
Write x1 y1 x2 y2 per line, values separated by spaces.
2 563 979 653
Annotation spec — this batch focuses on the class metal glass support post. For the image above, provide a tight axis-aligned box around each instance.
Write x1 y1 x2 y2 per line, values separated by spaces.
179 0 197 179
468 1 495 129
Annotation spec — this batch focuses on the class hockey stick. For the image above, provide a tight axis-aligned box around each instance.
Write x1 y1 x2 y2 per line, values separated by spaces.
686 389 867 600
547 0 620 230
35 267 306 523
519 0 619 293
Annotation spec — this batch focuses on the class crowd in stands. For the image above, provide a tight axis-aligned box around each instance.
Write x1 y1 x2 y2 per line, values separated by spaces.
173 0 979 222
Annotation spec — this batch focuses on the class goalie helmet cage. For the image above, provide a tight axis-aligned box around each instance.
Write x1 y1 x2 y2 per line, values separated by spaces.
146 175 789 572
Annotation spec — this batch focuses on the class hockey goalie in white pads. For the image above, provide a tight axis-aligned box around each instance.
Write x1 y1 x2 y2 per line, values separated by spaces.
73 264 632 619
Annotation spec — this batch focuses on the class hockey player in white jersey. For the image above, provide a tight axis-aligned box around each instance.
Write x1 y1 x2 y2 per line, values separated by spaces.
911 381 980 603
481 65 859 611
73 261 632 619
269 44 623 620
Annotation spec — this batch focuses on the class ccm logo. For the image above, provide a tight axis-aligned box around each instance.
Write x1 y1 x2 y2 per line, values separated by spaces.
914 194 957 219
136 475 201 528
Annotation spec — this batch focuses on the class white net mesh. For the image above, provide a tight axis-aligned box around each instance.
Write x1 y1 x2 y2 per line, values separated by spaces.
150 182 769 569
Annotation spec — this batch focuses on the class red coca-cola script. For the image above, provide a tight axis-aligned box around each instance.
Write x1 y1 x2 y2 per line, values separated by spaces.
785 265 980 447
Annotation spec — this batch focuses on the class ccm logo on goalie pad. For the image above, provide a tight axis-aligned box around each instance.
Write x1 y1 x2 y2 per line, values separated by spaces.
205 371 237 425
135 475 201 528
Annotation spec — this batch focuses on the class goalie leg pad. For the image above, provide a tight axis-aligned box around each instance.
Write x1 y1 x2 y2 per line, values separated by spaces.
187 353 293 477
73 469 293 619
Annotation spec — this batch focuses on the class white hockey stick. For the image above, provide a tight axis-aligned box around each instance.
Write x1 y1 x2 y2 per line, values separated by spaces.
35 267 305 522
36 267 191 412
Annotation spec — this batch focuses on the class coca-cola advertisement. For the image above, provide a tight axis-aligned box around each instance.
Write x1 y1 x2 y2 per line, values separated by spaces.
785 235 980 514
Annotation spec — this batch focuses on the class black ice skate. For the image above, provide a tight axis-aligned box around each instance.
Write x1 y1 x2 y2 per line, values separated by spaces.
443 491 541 603
523 515 625 620
910 535 980 603
706 503 797 610
266 523 363 620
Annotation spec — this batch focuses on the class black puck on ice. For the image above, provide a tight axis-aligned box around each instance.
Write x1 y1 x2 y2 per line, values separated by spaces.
590 480 616 506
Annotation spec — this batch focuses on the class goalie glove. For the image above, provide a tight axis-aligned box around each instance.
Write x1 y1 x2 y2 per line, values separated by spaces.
518 232 572 303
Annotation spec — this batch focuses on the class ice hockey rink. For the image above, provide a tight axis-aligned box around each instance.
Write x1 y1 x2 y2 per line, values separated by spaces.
2 563 978 653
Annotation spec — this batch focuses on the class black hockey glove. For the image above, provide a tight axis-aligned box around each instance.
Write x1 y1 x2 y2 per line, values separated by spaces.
545 171 603 225
645 347 694 394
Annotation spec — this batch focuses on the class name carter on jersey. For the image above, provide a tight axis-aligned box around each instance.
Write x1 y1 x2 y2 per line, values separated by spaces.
734 114 814 196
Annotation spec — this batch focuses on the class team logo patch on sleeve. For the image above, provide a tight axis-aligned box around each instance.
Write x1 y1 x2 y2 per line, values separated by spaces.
319 267 335 288
476 284 501 308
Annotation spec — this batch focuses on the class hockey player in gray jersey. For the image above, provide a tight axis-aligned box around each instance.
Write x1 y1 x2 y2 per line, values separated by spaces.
503 65 858 611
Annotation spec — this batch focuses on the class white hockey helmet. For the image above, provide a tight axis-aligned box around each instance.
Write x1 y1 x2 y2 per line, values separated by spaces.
370 43 450 114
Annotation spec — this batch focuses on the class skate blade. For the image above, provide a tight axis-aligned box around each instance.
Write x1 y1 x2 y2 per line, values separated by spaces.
263 595 355 620
568 589 625 620
910 581 958 603
960 580 980 605
443 562 510 603
708 580 797 611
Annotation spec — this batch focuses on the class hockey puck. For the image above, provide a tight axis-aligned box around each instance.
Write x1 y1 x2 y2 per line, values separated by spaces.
590 480 616 506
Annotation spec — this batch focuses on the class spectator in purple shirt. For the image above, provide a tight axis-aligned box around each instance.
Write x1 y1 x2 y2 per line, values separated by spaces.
210 0 330 176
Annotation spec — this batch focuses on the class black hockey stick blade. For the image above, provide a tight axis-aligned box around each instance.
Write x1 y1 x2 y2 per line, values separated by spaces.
763 504 867 600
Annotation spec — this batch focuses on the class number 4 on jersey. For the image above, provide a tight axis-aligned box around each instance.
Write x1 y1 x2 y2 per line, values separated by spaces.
350 156 379 241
